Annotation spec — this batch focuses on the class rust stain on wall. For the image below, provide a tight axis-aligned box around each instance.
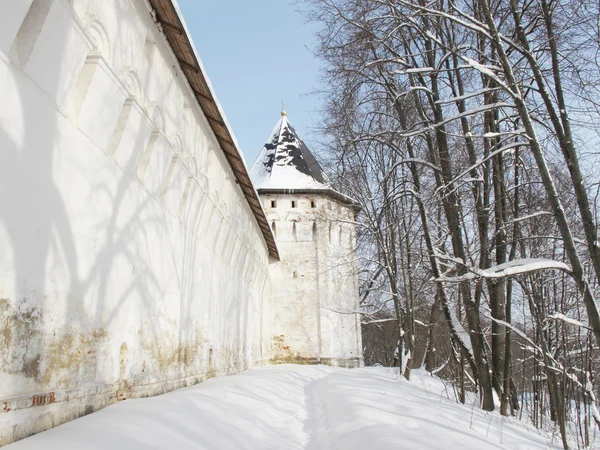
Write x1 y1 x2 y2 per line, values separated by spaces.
1 296 109 389
271 335 318 365
42 328 108 387
139 330 206 373
0 297 42 382
206 346 214 378
22 354 41 380
272 334 292 357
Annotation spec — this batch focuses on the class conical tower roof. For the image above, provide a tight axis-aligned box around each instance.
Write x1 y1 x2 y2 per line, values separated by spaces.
250 113 331 190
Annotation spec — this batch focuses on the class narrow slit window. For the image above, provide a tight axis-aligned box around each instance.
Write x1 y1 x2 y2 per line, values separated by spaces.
291 200 296 208
269 200 276 208
292 271 298 278
311 200 316 208
271 221 277 237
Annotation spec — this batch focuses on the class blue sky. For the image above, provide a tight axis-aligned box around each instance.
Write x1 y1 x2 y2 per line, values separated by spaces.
177 0 323 165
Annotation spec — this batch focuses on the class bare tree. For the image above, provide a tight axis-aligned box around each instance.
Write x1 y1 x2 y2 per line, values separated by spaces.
305 0 600 446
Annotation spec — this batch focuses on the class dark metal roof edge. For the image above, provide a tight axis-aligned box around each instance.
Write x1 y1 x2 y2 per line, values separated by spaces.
148 0 279 260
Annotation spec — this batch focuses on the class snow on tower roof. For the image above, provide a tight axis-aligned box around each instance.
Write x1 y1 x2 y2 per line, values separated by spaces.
250 113 332 190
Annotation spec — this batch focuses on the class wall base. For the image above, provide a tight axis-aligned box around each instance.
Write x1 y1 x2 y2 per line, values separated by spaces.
0 357 364 446
0 360 270 447
270 356 321 365
320 357 364 369
270 356 364 369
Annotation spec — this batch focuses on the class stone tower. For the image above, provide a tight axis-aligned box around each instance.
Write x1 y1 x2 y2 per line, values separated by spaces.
250 112 363 368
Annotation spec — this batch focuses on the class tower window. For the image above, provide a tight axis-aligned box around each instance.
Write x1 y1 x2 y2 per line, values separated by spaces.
269 200 276 208
311 200 316 208
291 200 296 208
292 271 298 278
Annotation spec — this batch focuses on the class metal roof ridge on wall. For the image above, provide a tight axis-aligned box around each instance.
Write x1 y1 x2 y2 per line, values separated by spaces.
146 0 279 260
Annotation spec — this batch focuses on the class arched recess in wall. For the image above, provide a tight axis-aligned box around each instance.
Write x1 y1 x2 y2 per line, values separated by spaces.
312 222 317 242
136 104 164 181
171 133 193 174
236 245 249 278
196 172 208 195
144 35 156 66
328 222 332 243
199 189 221 238
197 134 211 175
86 17 111 61
210 197 227 254
220 202 236 260
220 200 229 221
228 200 242 243
183 104 203 166
9 0 54 67
123 70 142 101
150 104 166 134
68 18 111 120
170 133 183 156
213 200 230 251
267 213 280 239
267 213 281 223
107 69 142 157
195 188 215 237
158 133 183 199
190 174 209 233
286 212 301 242
178 174 195 219
189 156 199 179
209 189 220 209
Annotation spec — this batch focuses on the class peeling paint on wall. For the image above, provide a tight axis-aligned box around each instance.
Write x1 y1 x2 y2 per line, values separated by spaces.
1 298 42 381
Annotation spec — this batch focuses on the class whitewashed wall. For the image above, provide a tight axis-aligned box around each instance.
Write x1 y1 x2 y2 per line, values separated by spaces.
0 0 272 445
263 193 363 367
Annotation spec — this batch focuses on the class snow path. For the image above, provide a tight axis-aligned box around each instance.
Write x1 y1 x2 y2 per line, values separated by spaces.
5 366 559 449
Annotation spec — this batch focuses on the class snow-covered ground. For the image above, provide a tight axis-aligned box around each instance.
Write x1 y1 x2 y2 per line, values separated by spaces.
6 365 558 449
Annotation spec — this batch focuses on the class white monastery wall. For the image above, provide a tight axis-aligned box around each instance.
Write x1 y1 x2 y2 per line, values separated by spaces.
264 193 362 367
0 0 272 445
